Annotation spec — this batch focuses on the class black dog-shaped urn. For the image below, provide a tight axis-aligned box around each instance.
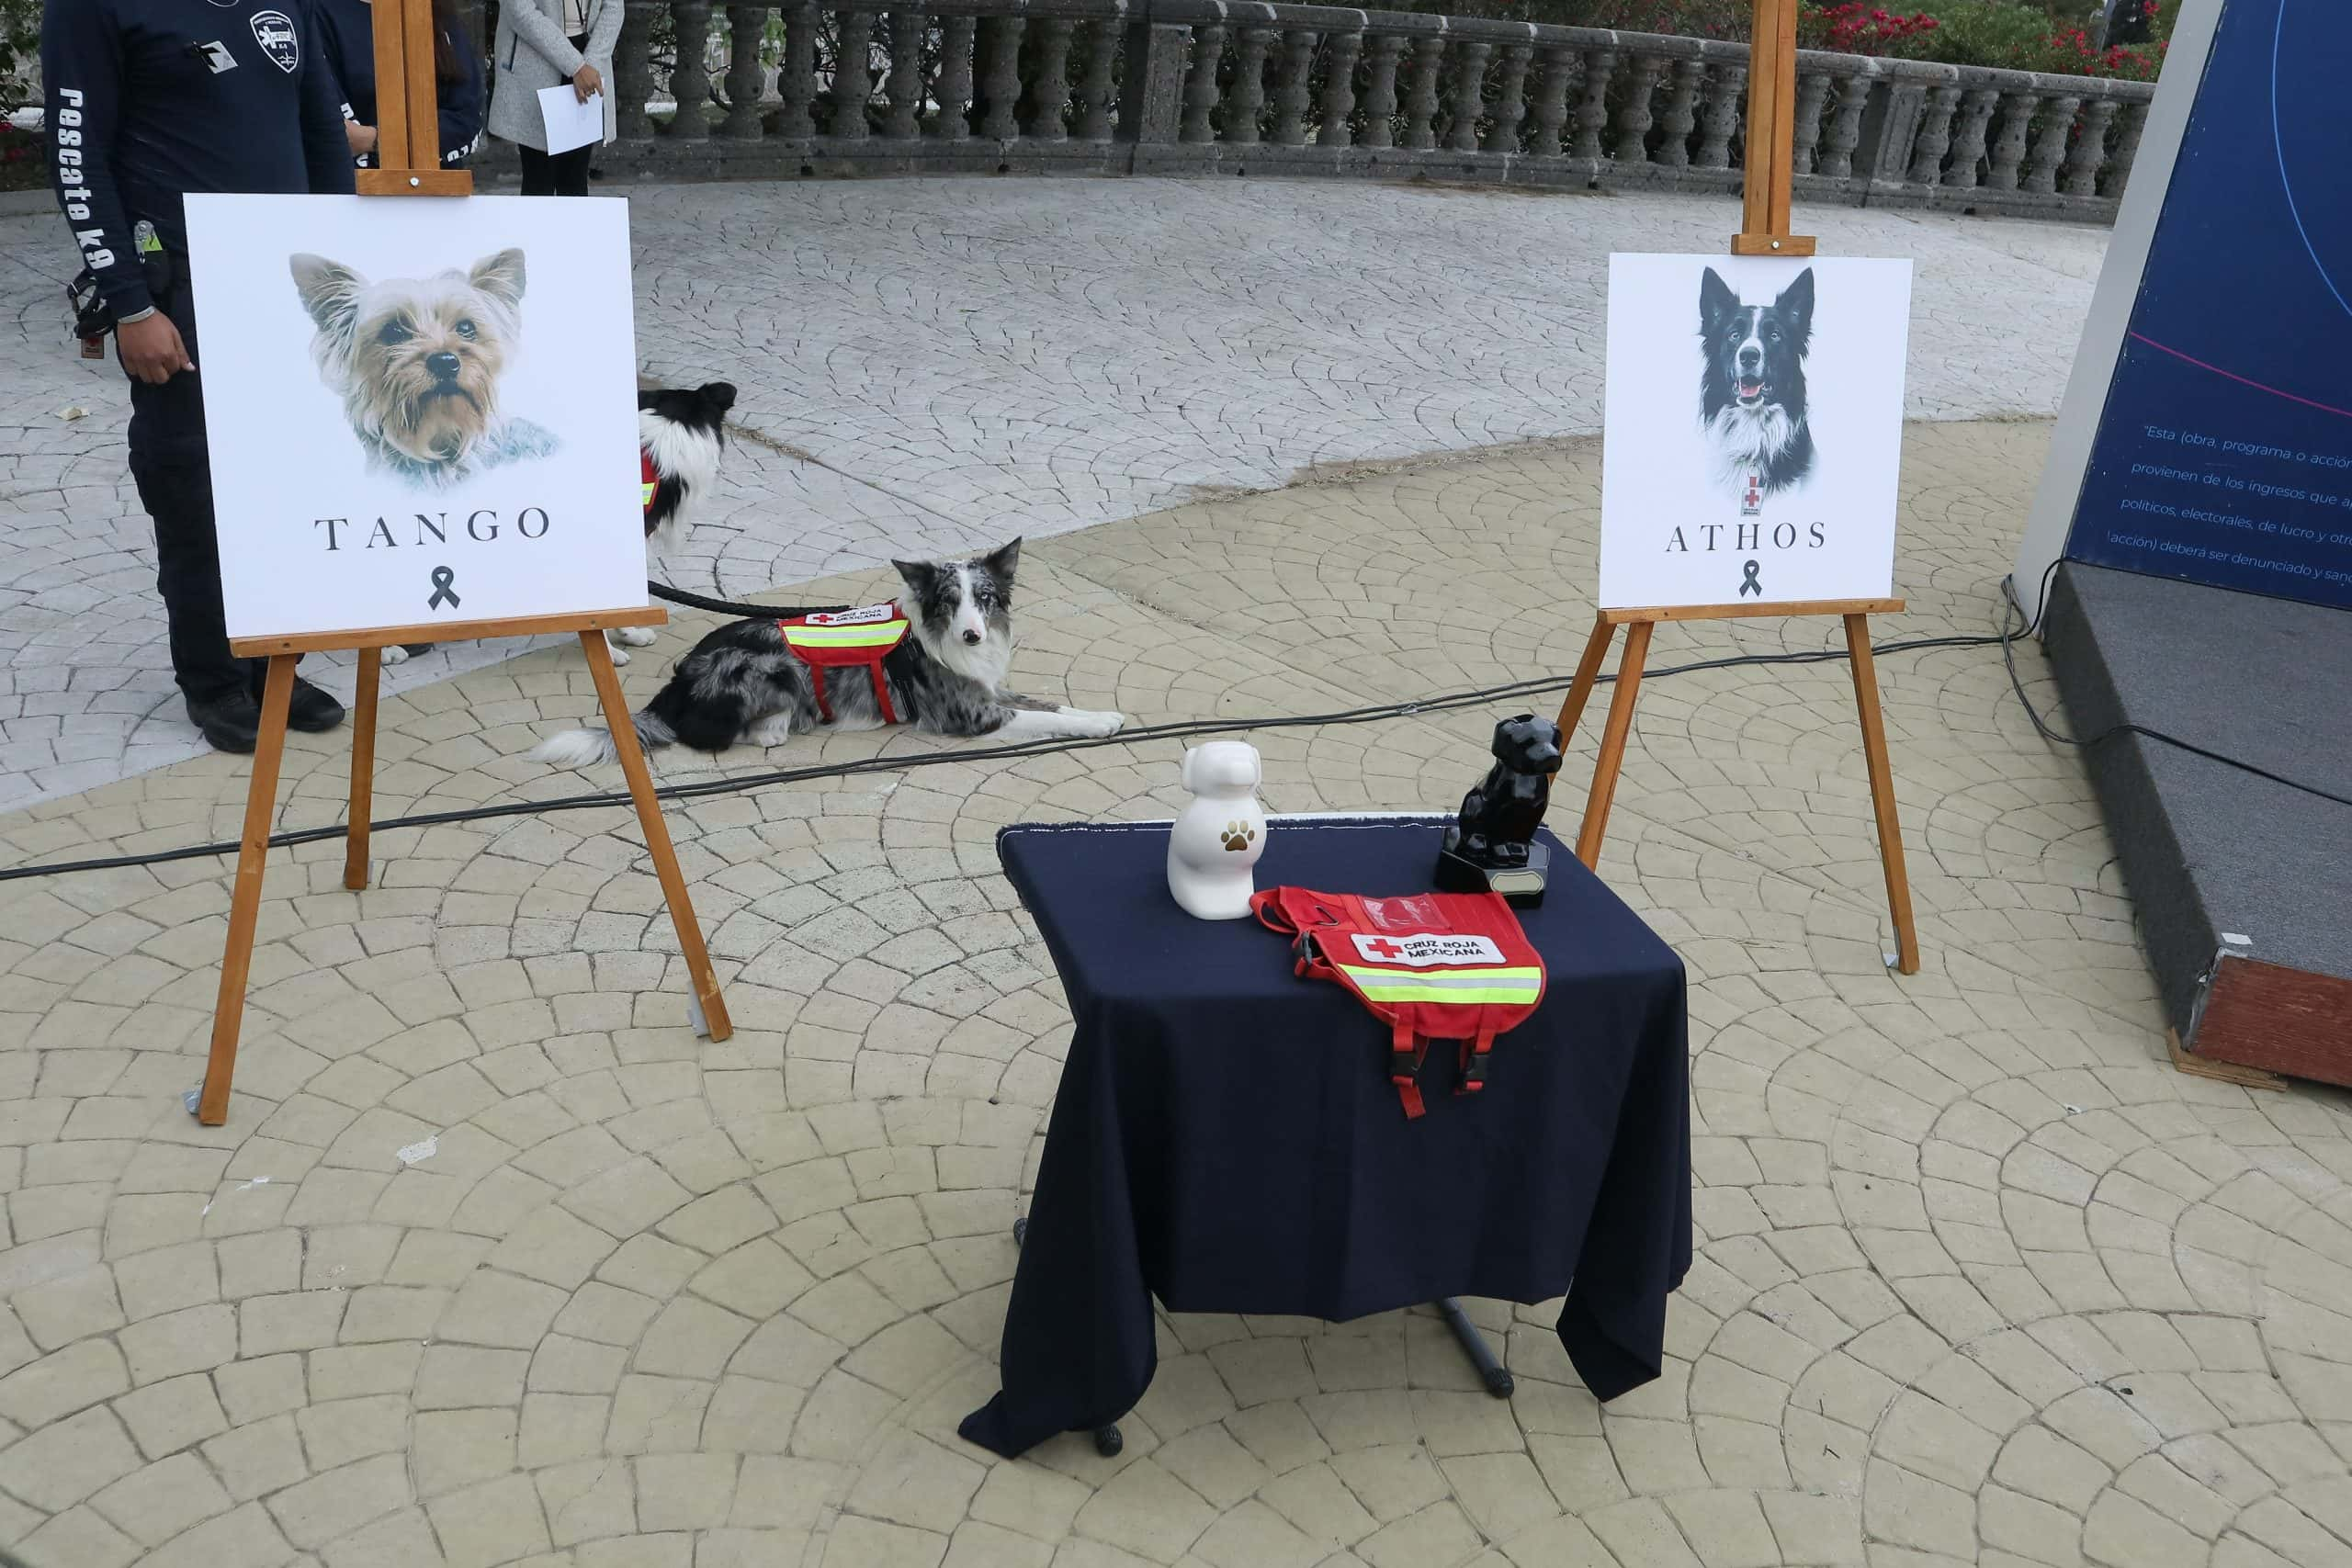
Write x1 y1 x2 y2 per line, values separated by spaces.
1435 715 1564 907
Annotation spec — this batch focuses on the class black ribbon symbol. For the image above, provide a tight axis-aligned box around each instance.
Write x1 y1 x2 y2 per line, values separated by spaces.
426 566 460 611
1738 559 1762 598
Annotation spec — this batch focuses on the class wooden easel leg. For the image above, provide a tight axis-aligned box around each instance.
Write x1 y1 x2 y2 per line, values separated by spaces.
197 654 297 1126
1554 615 1617 743
1844 614 1920 976
579 633 733 1041
1575 621 1653 871
344 647 380 891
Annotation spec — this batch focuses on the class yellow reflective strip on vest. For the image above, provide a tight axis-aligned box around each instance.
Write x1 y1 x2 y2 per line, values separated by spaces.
1337 964 1542 1005
640 482 658 509
782 622 908 649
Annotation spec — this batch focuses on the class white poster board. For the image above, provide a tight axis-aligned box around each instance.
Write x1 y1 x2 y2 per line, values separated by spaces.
183 194 645 641
1600 254 1914 610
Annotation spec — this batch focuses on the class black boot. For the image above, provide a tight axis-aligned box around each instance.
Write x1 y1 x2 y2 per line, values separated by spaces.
247 664 347 734
185 688 261 754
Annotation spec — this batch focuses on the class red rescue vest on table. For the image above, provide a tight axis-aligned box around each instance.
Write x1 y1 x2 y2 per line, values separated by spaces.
776 603 911 725
1251 886 1546 1118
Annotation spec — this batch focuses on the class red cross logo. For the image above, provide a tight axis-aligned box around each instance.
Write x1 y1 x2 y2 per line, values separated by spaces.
1742 474 1761 514
1363 938 1406 959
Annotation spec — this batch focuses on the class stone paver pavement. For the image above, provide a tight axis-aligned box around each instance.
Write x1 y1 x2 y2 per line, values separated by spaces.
0 179 2109 809
2 413 2349 1568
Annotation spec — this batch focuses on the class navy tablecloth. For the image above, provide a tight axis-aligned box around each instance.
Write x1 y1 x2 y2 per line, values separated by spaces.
958 816 1690 1459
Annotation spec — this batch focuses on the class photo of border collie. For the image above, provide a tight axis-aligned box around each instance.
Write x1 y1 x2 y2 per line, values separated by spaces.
1698 265 1815 501
532 539 1126 767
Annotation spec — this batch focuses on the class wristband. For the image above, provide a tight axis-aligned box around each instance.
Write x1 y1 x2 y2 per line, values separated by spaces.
116 306 157 325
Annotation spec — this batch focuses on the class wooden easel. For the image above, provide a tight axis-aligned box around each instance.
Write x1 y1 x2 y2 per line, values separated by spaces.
194 0 731 1125
1555 0 1920 976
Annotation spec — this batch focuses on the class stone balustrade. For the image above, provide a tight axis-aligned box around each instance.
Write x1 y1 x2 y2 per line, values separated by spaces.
484 0 2154 222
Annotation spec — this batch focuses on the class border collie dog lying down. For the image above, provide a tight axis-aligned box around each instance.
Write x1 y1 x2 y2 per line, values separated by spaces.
531 540 1126 767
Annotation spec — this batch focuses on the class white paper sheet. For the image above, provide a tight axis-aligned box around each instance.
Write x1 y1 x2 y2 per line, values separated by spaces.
537 85 605 155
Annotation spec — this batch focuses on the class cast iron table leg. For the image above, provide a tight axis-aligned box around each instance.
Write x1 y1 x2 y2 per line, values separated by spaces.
1438 1297 1516 1397
1012 1216 1124 1456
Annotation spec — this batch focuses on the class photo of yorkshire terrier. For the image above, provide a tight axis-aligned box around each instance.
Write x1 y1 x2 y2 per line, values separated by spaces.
289 247 560 489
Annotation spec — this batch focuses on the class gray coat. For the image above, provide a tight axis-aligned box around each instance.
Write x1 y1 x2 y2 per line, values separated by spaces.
486 0 625 152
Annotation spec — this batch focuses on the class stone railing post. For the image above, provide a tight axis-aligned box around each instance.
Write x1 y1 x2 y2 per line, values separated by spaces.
1078 17 1121 142
1226 26 1275 144
1696 61 1743 169
777 1 820 137
1485 41 1532 154
1272 29 1319 147
885 9 926 140
1790 65 1831 173
1944 84 1999 188
933 16 977 139
2103 97 2148 196
722 5 771 138
1181 23 1227 144
980 15 1026 141
1358 33 1406 149
1318 28 1364 147
1816 66 1870 179
2064 95 2120 196
1611 51 1660 165
1908 82 1960 184
1571 47 1614 162
831 7 874 139
1402 33 1446 151
670 0 715 139
1030 17 1077 141
1446 41 1491 154
615 0 662 140
2023 92 2078 192
1657 56 1702 168
1526 42 1575 158
1985 89 2039 189
1854 75 1925 189
1118 21 1189 144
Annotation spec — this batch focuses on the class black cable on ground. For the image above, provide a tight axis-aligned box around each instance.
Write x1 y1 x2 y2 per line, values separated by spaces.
1996 572 2352 811
0 630 2005 885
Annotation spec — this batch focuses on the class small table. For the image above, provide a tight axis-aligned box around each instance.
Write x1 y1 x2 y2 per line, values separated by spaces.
958 816 1691 1460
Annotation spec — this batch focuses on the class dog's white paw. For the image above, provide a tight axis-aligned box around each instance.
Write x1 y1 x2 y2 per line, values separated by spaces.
615 625 660 649
605 641 631 667
380 645 411 667
1067 709 1125 738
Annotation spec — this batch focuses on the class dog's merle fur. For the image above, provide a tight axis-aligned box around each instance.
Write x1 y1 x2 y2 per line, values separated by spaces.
1698 266 1815 498
530 539 1125 768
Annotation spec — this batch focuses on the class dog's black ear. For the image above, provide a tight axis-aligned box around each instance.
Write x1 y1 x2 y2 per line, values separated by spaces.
469 248 526 310
289 254 363 338
980 537 1023 590
1777 268 1815 348
892 558 939 604
1700 267 1739 335
700 382 738 414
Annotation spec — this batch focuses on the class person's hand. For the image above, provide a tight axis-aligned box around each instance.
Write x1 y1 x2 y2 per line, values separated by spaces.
118 313 194 386
572 62 602 103
345 120 379 158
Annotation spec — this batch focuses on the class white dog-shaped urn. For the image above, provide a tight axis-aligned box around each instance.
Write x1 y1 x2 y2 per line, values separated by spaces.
1168 741 1268 919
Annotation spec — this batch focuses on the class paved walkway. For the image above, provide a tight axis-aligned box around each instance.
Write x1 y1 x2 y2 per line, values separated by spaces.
0 179 2109 809
5 406 2350 1568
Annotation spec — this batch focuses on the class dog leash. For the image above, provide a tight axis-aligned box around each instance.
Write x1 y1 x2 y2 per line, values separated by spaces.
647 581 854 620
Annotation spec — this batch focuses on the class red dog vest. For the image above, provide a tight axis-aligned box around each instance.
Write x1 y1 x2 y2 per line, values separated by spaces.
640 449 660 514
776 604 910 725
1251 886 1545 1118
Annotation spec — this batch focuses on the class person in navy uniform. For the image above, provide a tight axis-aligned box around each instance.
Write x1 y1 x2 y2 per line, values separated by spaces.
44 0 357 752
311 0 487 171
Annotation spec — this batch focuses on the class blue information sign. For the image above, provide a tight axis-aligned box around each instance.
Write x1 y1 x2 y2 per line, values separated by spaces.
2066 0 2352 610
